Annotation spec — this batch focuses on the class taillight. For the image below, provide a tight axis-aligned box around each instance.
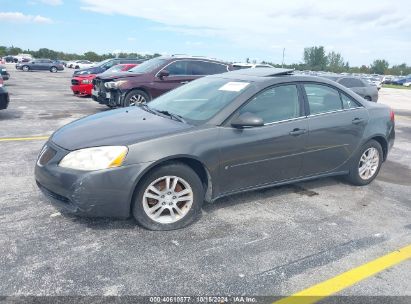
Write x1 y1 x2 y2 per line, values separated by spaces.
390 109 395 122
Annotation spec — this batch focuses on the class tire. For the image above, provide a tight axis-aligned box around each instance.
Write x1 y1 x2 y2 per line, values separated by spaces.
22 65 30 72
50 66 57 73
346 140 383 186
75 65 79 69
123 89 150 107
132 163 204 230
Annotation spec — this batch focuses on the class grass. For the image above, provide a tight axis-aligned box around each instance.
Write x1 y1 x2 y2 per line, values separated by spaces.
382 84 411 90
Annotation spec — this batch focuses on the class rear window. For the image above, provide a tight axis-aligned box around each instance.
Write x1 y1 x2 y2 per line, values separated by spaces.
338 78 365 88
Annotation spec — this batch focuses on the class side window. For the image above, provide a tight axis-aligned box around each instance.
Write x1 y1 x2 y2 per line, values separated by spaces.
239 85 300 124
340 93 360 109
188 61 228 75
166 61 188 76
304 84 343 115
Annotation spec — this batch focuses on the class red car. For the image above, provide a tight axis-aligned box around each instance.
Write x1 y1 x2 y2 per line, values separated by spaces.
71 63 137 97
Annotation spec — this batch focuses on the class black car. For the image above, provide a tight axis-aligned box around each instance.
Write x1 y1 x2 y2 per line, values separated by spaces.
35 68 395 230
0 65 10 81
0 84 10 110
73 58 145 76
16 59 64 73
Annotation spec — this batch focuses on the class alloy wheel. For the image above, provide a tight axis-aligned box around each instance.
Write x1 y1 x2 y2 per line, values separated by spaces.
129 94 146 106
142 176 193 224
358 147 380 180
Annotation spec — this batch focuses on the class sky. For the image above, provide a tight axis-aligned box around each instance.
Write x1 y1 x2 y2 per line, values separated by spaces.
0 0 410 66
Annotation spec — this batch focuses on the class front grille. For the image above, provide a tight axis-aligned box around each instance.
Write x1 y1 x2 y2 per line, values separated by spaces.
36 181 70 204
71 79 80 85
38 146 57 166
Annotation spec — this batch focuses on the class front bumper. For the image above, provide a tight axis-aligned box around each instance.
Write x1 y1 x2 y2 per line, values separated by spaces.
71 83 93 96
35 141 152 218
91 88 123 107
0 88 10 110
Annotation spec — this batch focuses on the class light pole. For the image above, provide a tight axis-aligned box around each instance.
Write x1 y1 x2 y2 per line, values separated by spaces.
282 48 285 68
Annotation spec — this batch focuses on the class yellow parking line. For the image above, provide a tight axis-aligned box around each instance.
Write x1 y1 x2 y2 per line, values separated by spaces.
273 244 411 304
0 136 49 142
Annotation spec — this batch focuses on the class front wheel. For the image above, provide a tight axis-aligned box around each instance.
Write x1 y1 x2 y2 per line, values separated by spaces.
346 140 383 186
50 66 57 73
123 89 150 107
22 65 30 72
132 163 204 230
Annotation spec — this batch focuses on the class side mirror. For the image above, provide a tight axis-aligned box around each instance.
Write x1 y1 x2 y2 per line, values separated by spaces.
158 70 170 79
231 112 264 128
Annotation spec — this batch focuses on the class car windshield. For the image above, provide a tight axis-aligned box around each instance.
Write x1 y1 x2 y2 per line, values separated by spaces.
128 58 167 73
95 59 112 67
147 77 251 125
102 65 123 74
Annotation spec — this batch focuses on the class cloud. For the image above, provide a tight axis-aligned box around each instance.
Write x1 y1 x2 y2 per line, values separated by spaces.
39 0 63 5
0 12 53 24
79 0 410 65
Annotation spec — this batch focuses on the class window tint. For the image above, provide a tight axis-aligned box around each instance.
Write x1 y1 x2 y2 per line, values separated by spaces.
304 84 343 114
239 85 300 124
340 93 360 109
188 61 228 75
338 78 365 88
166 61 188 75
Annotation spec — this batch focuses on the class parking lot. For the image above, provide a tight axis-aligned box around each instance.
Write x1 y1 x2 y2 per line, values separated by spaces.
0 66 410 299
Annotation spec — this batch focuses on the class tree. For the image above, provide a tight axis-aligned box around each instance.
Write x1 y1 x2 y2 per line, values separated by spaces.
327 51 345 73
370 59 389 75
303 46 328 71
83 51 101 62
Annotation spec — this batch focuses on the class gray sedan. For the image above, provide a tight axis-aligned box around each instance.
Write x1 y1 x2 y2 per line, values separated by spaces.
325 76 379 102
35 68 395 230
16 59 64 73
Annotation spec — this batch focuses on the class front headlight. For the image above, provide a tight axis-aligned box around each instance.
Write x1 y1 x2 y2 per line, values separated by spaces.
104 80 127 89
81 79 92 84
59 146 128 171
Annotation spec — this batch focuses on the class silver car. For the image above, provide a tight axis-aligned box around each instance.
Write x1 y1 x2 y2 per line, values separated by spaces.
325 76 378 102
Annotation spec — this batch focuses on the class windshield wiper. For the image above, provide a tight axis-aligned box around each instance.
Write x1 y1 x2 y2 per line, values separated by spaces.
137 104 157 115
155 110 186 123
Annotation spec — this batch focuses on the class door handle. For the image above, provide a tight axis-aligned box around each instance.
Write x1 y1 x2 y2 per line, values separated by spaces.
180 81 189 84
289 128 307 136
352 118 365 125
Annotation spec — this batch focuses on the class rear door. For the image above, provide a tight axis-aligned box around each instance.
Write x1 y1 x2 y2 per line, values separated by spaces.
301 83 368 176
219 84 308 193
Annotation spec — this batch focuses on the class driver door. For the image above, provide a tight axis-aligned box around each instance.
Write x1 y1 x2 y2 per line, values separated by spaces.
218 84 308 194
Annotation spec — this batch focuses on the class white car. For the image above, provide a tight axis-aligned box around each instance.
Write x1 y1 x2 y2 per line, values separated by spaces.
404 82 411 87
69 60 94 69
232 63 273 70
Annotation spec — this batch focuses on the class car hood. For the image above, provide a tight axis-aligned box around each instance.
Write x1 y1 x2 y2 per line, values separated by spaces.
51 107 192 151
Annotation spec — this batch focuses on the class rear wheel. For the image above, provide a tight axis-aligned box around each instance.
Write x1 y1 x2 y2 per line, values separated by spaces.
346 140 383 186
22 65 30 72
123 89 150 107
132 163 204 230
50 66 57 73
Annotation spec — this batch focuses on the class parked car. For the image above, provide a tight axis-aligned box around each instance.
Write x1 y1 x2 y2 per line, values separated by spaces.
391 77 411 86
73 60 95 69
324 76 378 102
14 54 33 62
35 68 395 230
404 82 411 87
71 64 138 97
16 59 64 73
3 56 15 63
73 58 144 76
0 78 10 110
232 63 273 70
91 55 232 107
0 65 10 81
